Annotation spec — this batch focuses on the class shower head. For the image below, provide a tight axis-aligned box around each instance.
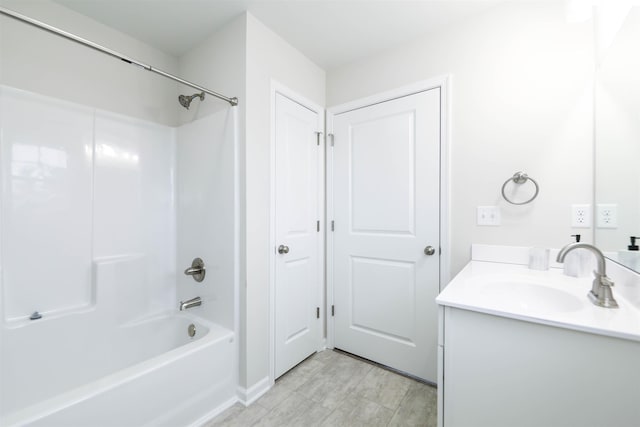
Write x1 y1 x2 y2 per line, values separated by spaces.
179 92 205 110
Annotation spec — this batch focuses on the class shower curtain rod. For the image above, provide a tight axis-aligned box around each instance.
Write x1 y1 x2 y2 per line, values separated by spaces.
0 6 239 107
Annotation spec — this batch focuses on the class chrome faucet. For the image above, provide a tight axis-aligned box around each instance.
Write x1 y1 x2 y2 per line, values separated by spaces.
556 243 618 308
179 297 202 311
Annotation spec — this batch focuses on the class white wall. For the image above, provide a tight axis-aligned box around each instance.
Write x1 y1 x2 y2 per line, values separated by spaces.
0 0 178 126
327 3 594 276
177 14 246 125
244 12 325 388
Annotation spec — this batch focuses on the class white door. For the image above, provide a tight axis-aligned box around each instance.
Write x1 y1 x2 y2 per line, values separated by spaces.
331 89 441 382
274 93 322 378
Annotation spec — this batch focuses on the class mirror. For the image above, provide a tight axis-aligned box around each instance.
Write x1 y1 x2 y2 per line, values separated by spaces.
595 6 640 273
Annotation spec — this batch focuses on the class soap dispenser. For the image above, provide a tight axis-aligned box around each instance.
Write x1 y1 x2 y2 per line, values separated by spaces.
563 234 592 278
618 236 640 271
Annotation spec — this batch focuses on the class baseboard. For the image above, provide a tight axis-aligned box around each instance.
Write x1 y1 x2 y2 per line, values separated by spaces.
186 396 237 427
236 376 271 406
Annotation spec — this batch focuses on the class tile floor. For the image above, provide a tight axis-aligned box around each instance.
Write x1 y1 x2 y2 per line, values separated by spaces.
204 349 437 427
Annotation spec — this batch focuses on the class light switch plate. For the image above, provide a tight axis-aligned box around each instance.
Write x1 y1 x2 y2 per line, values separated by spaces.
477 206 501 226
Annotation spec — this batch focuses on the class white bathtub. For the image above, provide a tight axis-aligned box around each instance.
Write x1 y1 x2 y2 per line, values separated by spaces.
1 312 237 427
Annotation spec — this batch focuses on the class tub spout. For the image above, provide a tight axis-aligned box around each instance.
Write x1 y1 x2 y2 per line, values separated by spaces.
179 297 202 311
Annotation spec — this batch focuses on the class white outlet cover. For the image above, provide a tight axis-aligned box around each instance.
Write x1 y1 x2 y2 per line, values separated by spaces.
477 206 501 226
571 204 591 228
596 204 618 229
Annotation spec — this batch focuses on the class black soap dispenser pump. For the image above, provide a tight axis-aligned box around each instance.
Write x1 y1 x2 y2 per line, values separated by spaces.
629 236 639 251
564 234 589 277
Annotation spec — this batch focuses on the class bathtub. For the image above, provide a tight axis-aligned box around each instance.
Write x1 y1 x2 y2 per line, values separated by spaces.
0 311 237 427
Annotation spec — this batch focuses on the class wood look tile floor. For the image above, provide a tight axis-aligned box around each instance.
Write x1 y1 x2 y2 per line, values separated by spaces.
203 350 437 427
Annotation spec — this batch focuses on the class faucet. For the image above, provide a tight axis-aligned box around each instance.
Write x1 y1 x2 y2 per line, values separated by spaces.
179 296 202 311
184 258 206 282
556 243 618 308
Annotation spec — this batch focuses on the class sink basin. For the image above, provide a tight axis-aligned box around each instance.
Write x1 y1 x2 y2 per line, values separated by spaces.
436 256 640 344
476 280 584 314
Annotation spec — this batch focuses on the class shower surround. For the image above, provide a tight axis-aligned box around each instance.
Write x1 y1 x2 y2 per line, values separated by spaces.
0 85 239 426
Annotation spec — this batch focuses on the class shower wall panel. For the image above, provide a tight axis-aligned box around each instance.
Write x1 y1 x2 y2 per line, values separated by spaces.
176 109 236 329
0 86 177 322
0 86 94 320
94 111 176 313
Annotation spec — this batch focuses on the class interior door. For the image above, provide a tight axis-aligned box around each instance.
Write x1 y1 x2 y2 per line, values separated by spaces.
331 89 441 382
274 93 322 378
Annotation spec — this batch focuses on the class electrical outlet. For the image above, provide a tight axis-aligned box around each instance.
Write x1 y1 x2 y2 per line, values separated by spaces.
571 204 591 228
596 204 617 228
477 206 501 226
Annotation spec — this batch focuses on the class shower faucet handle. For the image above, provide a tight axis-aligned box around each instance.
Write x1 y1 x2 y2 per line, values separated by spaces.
184 258 206 282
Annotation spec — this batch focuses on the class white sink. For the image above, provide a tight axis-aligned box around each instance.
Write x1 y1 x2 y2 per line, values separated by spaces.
477 279 583 314
437 259 640 342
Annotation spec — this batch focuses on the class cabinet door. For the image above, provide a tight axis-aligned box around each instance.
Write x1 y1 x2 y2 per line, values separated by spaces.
443 307 640 427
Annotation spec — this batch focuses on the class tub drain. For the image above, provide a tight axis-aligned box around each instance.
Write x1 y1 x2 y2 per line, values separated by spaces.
188 323 196 338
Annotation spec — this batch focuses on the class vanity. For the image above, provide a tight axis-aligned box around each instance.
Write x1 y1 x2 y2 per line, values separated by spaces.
436 245 640 427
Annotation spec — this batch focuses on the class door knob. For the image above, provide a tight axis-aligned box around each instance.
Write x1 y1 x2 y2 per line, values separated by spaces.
278 245 290 254
424 246 436 256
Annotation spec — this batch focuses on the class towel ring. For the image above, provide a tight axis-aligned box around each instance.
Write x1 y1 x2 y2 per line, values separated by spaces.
501 171 539 205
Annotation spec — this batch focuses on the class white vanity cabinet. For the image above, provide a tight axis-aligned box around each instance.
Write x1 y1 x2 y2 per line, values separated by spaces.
438 305 640 427
436 245 640 427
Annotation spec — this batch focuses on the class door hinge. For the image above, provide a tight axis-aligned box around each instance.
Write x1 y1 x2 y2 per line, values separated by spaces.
331 220 335 231
317 220 320 232
316 307 320 319
331 305 335 316
315 131 323 146
328 133 334 147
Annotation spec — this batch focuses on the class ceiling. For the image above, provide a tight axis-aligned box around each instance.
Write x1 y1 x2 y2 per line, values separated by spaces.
52 0 500 70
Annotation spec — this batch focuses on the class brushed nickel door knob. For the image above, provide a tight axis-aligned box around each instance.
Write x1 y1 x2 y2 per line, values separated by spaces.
278 245 290 254
424 246 436 256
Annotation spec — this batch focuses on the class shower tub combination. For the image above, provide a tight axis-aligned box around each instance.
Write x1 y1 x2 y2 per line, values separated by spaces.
0 82 239 425
0 7 240 426
0 86 239 426
1 313 235 427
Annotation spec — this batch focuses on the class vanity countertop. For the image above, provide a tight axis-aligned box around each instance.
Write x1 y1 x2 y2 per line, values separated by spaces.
437 260 640 342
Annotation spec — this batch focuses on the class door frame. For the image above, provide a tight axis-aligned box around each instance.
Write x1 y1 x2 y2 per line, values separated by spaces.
325 75 451 350
269 81 325 385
